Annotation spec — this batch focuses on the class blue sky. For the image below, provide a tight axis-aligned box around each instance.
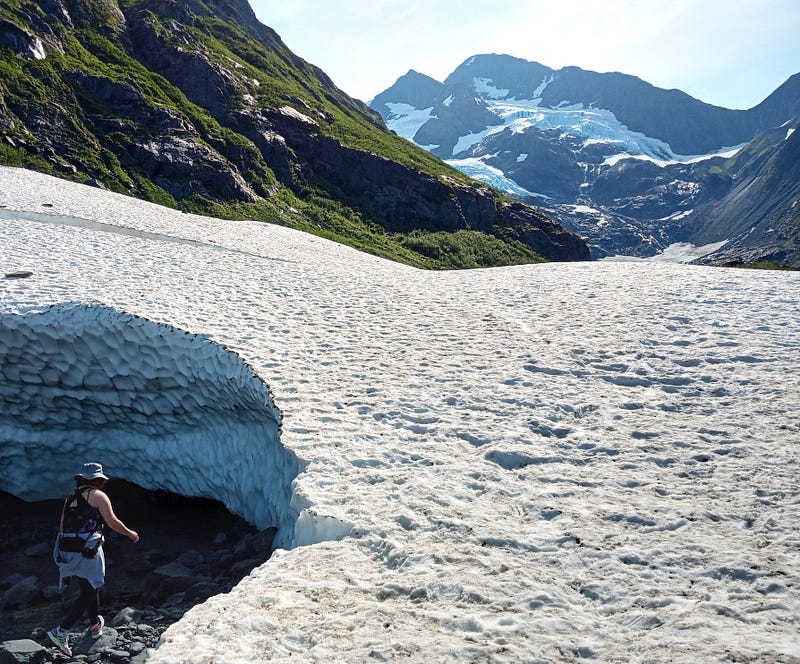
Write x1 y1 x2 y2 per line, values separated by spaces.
249 0 800 110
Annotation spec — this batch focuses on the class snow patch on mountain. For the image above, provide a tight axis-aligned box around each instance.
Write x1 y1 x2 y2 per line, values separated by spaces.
532 75 554 100
660 210 695 221
484 101 676 161
472 77 509 99
451 125 504 155
383 90 746 169
384 102 435 141
602 144 746 168
604 240 729 263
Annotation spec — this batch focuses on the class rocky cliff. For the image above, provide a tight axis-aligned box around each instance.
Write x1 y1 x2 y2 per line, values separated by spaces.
0 2 589 267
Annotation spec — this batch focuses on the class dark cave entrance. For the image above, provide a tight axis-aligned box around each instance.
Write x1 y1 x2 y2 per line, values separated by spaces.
0 480 276 643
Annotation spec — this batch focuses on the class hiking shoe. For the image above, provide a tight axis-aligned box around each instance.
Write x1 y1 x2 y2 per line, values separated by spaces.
90 615 104 639
47 627 72 656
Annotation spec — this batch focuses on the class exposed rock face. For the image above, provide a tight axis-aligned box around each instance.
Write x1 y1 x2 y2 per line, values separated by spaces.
0 84 13 132
231 106 590 260
0 17 48 59
126 15 243 120
691 116 800 265
124 136 260 201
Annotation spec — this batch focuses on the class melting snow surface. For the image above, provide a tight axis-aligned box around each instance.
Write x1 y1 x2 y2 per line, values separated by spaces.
1 166 799 662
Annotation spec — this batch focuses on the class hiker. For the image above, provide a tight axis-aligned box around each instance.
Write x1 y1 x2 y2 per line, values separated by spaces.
46 462 139 656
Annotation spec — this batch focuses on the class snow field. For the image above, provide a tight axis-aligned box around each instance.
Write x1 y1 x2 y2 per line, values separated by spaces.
1 167 798 662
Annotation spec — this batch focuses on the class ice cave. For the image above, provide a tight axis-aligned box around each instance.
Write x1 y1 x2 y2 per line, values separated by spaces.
0 303 302 546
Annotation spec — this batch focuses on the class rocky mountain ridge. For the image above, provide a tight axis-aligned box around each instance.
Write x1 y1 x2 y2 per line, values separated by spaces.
372 54 800 265
0 2 589 267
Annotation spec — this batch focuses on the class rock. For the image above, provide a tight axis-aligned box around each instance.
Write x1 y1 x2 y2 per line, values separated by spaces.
183 580 220 604
110 607 144 627
230 557 264 577
247 527 277 554
0 576 42 610
22 542 51 557
127 641 146 656
0 18 47 60
145 549 170 565
152 562 191 578
0 639 47 664
142 563 199 605
1 574 25 591
79 626 118 655
175 549 204 568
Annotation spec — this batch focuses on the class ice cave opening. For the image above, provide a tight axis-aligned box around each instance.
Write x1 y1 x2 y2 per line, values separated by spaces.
0 303 302 548
0 479 277 641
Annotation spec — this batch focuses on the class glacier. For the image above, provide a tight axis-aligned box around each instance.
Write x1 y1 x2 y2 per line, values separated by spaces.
390 91 746 199
1 166 799 662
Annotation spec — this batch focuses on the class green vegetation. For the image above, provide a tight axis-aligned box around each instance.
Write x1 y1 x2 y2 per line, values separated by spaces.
401 229 546 269
724 260 800 271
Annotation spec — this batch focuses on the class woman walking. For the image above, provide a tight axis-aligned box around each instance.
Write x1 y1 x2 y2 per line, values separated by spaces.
47 462 139 656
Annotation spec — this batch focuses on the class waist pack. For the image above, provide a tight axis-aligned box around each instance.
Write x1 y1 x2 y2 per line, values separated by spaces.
58 536 86 553
58 535 102 558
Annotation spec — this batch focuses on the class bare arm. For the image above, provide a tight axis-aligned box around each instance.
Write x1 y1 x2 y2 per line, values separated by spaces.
88 490 140 543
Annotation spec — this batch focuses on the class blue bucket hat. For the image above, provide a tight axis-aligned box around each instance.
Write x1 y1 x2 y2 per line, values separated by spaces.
75 462 109 481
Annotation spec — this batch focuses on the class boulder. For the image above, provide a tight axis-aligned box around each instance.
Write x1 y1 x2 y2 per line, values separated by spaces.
175 549 204 568
0 574 25 591
0 640 47 664
68 626 118 657
142 562 206 606
0 576 41 610
22 542 50 558
111 606 145 627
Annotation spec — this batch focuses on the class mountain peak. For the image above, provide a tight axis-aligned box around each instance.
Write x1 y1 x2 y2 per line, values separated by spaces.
371 69 444 112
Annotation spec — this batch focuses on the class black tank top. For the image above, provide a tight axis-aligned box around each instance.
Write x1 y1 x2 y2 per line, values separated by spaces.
61 486 105 536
